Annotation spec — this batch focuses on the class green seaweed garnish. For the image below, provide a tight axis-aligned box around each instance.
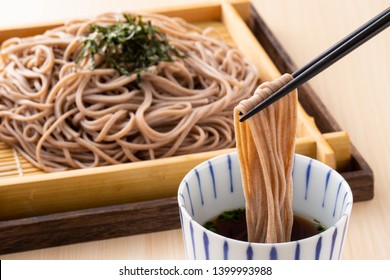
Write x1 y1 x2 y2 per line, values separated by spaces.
76 14 183 81
217 208 245 222
203 208 245 233
313 218 326 233
204 221 217 233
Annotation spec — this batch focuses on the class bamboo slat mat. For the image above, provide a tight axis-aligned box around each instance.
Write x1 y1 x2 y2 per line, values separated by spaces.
0 143 44 178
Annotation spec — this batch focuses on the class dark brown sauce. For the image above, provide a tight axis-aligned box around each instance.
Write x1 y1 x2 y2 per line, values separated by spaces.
204 208 326 242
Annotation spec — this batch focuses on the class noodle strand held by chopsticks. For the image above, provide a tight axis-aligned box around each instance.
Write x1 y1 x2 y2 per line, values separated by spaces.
234 74 298 243
0 13 258 172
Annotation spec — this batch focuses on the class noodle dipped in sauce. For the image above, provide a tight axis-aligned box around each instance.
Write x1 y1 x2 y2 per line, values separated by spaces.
0 13 258 172
234 74 298 243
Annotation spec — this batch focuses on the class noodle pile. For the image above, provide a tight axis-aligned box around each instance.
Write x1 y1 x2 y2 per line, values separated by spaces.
0 13 258 172
234 74 298 243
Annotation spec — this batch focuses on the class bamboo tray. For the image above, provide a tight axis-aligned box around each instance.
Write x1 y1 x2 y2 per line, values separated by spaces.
0 1 373 254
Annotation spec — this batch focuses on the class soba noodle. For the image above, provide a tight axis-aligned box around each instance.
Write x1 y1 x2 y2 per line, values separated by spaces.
234 74 298 243
0 13 258 172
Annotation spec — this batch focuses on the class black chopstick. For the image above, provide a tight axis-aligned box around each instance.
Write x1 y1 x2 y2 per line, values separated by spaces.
239 6 390 122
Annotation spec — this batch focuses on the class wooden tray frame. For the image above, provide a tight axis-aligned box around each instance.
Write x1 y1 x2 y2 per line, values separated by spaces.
0 1 373 255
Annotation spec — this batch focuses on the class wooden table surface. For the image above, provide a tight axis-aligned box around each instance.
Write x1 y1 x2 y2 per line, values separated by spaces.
1 0 389 260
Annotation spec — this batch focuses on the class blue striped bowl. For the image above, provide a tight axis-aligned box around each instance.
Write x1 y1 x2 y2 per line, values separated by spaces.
178 152 353 260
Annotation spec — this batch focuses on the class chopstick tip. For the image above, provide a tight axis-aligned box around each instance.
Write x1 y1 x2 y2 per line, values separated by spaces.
239 112 250 122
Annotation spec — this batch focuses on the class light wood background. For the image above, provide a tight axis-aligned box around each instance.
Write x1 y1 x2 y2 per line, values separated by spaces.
1 0 390 260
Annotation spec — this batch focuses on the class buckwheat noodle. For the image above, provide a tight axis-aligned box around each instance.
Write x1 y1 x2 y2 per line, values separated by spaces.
0 13 258 172
234 74 298 243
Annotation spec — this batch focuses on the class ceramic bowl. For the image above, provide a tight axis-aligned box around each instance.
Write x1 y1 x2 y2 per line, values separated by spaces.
178 152 353 260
